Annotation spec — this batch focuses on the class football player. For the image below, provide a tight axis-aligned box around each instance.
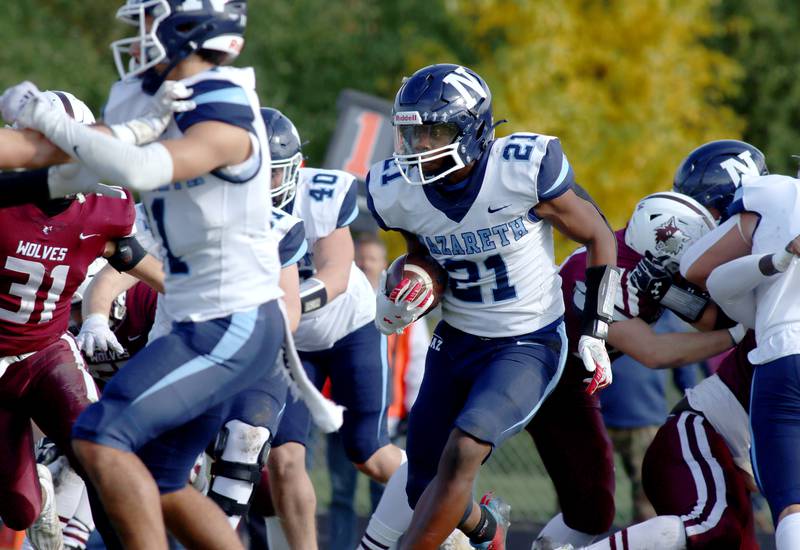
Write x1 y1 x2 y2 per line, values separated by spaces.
255 107 406 549
680 174 800 550
0 1 288 548
0 91 149 550
575 333 759 550
365 64 619 550
530 191 746 549
570 139 771 550
79 200 307 535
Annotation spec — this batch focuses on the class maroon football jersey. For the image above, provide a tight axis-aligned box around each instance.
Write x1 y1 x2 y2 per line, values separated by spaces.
560 227 662 355
715 331 756 411
0 191 135 355
85 281 157 381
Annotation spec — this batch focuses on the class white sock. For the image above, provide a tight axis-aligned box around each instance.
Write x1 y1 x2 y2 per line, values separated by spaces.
63 487 94 549
358 452 410 549
776 512 800 550
584 516 686 550
53 459 84 529
535 513 596 548
265 516 291 550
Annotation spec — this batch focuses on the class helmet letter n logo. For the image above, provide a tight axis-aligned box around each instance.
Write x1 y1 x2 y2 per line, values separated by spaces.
720 150 759 185
443 67 486 109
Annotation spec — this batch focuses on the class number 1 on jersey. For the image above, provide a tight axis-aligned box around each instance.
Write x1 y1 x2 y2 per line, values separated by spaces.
150 198 189 275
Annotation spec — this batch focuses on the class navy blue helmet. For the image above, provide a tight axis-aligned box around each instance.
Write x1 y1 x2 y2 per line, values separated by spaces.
261 108 303 209
673 139 768 220
392 64 494 184
112 0 247 94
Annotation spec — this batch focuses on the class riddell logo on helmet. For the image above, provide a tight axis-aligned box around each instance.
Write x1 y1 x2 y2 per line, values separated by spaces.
394 111 423 125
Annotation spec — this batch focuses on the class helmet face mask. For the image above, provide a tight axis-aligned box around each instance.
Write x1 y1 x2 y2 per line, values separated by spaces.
112 0 171 83
391 64 493 185
271 151 302 209
261 108 303 209
111 0 247 94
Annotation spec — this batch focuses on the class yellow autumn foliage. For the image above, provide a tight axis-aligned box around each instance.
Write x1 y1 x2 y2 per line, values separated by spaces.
453 0 745 258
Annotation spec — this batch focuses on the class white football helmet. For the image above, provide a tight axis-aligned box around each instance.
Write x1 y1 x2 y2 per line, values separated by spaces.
625 191 716 272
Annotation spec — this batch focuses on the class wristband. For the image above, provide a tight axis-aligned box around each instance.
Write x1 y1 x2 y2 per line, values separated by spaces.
580 265 621 340
659 284 709 323
299 277 327 314
108 236 146 272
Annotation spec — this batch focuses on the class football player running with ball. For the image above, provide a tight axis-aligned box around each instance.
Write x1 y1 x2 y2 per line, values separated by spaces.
365 64 619 550
0 1 288 549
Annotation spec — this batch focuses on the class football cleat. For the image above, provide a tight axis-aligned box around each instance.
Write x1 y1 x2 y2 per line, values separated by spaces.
26 463 64 550
470 492 511 550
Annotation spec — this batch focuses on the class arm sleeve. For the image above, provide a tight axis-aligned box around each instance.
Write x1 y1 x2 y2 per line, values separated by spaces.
706 254 767 328
404 320 430 411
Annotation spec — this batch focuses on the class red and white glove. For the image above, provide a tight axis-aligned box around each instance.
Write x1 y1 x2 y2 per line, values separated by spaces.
375 272 433 335
579 335 612 395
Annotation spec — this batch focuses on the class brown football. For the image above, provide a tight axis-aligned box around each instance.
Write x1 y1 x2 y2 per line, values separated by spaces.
384 253 448 311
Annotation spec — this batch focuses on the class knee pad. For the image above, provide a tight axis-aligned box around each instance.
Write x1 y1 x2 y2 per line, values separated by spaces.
209 419 271 516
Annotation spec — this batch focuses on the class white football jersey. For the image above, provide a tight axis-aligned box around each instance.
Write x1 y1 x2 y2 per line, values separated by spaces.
732 175 800 364
147 207 305 342
103 67 281 322
367 133 572 337
290 167 375 351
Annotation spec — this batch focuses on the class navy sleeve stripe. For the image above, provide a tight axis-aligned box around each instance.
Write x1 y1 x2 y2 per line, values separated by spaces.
175 102 255 134
537 139 575 201
336 181 359 227
365 172 390 231
279 221 307 266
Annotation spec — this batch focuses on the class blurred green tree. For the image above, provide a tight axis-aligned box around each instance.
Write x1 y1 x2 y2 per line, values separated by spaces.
242 0 475 164
456 0 745 256
0 2 122 112
712 0 800 176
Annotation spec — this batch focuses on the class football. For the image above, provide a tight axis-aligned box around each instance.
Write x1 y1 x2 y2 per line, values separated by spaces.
384 253 448 311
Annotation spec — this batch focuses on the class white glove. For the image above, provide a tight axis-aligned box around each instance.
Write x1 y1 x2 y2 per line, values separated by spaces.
76 314 123 357
0 81 44 124
109 81 195 145
375 271 433 335
578 335 612 395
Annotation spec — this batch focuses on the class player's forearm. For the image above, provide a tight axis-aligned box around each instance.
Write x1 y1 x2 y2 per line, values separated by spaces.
637 330 735 369
82 265 139 319
125 254 165 294
35 112 174 191
0 128 71 169
279 264 301 333
313 263 350 302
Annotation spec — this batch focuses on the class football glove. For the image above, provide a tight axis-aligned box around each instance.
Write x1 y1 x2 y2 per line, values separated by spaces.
579 335 612 395
109 81 195 145
0 81 43 124
375 271 433 335
76 313 124 357
628 252 672 303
